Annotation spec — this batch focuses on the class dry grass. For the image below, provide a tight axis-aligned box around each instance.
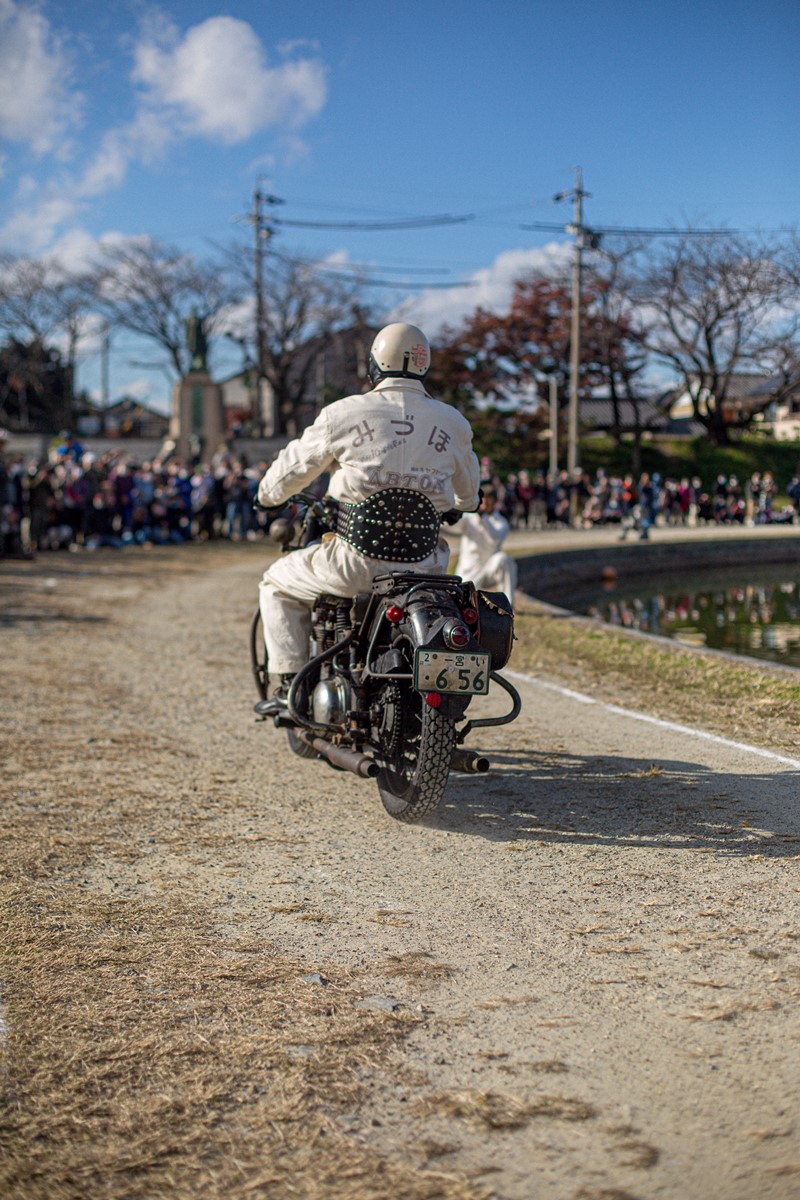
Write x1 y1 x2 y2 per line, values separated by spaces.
418 1088 596 1130
377 952 456 984
0 548 492 1200
512 599 800 756
0 877 490 1200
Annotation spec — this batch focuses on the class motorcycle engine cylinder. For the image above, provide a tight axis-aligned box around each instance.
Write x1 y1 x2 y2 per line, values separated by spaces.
311 677 349 726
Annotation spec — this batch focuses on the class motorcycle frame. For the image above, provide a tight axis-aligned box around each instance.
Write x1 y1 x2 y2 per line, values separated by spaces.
251 492 522 752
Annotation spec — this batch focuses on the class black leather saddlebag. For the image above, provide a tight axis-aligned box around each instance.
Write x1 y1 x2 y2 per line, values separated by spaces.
477 590 514 669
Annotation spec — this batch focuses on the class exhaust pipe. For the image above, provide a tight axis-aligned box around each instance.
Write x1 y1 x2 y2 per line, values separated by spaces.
294 731 378 778
450 747 490 773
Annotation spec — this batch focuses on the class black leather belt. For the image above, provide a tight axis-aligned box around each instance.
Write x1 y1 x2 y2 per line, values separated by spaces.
336 488 441 562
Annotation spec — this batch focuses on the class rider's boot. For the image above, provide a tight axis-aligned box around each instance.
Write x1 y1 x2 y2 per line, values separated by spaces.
254 673 296 718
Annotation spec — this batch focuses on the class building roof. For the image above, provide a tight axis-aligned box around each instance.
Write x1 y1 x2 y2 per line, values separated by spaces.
580 395 668 433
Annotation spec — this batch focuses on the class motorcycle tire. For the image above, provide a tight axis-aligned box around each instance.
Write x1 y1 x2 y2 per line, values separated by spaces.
375 681 456 823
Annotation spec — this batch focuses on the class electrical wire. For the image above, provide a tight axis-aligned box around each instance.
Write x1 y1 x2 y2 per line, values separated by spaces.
276 213 474 231
520 221 743 236
316 269 475 290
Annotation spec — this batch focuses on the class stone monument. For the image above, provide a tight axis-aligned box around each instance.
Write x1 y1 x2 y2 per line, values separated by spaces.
170 308 225 459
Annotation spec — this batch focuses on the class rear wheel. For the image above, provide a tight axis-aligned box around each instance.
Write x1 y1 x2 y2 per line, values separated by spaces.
374 681 456 822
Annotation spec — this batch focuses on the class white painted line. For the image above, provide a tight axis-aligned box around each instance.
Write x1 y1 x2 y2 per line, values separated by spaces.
505 669 800 771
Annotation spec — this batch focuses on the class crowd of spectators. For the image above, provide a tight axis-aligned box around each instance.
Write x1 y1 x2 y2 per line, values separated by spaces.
0 430 271 557
2 430 799 558
487 465 800 540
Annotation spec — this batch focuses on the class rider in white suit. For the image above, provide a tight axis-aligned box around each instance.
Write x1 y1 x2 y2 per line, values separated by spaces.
256 323 481 706
453 486 517 599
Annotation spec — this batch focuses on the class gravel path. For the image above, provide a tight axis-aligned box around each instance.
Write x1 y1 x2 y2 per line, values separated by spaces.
4 543 799 1200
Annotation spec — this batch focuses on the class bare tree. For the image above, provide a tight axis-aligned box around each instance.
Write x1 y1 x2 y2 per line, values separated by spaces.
223 244 365 437
632 231 797 445
91 239 241 380
0 253 94 429
588 241 653 469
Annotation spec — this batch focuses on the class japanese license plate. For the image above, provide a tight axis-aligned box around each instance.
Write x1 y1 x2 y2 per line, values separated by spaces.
414 649 491 695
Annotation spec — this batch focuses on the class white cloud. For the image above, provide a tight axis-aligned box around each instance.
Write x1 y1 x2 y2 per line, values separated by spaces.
78 109 172 199
0 187 81 253
132 15 327 144
393 242 572 333
0 12 327 254
47 227 136 273
0 0 81 153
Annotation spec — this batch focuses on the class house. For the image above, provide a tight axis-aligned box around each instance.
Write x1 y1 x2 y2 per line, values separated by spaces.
663 373 800 439
749 376 800 441
292 322 375 422
218 324 375 438
80 397 170 438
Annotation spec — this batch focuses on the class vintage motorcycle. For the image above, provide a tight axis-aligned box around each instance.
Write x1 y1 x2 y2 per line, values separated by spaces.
250 489 521 822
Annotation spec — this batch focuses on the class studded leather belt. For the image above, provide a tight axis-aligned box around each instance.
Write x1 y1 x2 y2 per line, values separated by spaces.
336 487 441 562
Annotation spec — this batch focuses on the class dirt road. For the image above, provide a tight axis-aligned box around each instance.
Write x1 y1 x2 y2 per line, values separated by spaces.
2 544 799 1200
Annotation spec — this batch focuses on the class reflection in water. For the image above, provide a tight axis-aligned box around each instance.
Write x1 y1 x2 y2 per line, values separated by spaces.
578 567 800 669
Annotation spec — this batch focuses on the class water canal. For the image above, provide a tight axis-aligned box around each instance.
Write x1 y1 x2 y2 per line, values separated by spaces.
518 534 800 671
565 562 800 669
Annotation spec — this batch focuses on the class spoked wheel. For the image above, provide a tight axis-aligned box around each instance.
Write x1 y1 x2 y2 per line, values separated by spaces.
374 681 456 823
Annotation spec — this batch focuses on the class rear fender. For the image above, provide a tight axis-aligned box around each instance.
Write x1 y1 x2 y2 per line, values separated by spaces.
405 590 465 649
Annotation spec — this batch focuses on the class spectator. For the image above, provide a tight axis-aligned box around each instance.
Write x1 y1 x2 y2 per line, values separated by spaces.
453 485 517 599
0 429 25 557
23 460 53 551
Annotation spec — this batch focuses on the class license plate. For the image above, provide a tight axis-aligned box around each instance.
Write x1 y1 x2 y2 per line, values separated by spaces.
414 649 491 695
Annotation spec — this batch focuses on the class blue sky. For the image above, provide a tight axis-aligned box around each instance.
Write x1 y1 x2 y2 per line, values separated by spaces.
1 0 797 411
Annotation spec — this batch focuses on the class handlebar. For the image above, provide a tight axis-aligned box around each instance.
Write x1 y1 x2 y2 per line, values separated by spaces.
254 489 332 514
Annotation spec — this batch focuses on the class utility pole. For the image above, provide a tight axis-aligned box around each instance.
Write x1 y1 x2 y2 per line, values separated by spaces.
100 323 110 433
548 375 558 478
554 167 591 476
250 181 284 436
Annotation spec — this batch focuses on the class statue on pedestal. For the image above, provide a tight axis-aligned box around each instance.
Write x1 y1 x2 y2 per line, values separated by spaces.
185 307 208 373
171 307 224 457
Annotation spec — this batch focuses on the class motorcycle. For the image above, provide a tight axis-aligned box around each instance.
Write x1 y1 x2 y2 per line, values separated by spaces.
250 489 521 823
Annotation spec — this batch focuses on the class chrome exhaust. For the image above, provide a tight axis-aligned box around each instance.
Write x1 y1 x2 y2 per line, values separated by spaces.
294 731 378 778
450 747 490 773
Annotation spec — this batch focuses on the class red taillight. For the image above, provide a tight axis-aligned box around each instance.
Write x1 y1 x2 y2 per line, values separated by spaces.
444 622 471 649
386 605 405 624
425 691 443 708
461 606 479 625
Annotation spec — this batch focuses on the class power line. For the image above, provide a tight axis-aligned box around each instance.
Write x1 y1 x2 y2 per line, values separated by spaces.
316 268 475 290
520 221 742 237
276 213 474 231
319 263 453 275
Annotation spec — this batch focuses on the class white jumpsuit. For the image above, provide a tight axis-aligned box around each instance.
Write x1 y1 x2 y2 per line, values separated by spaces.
257 378 481 674
453 510 518 599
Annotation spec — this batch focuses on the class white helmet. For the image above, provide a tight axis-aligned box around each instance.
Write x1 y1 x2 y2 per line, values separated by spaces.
368 322 431 385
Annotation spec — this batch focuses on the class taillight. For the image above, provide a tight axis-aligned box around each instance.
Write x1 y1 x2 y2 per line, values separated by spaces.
425 691 443 708
461 606 479 625
386 605 405 624
444 621 471 649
